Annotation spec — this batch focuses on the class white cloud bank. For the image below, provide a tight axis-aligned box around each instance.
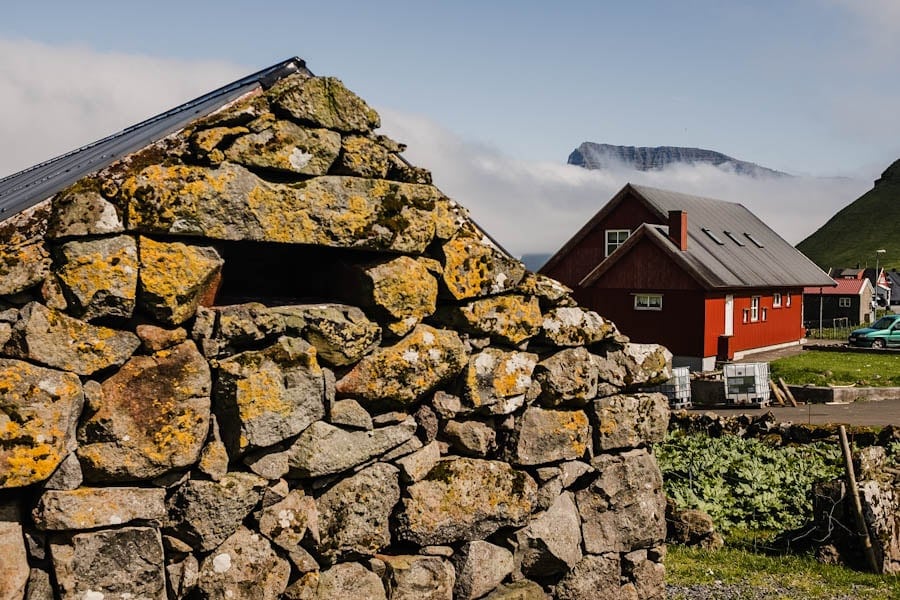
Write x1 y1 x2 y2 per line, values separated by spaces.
379 108 874 257
0 38 873 262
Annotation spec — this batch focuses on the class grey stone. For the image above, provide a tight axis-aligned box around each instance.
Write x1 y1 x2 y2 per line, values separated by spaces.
50 526 166 600
396 441 442 483
0 359 83 489
444 420 496 457
372 411 410 426
282 572 319 600
415 405 439 443
559 460 594 488
421 545 455 557
380 435 424 462
224 121 341 175
272 303 381 367
329 399 373 430
316 463 400 562
623 552 665 600
577 449 667 553
482 580 547 599
452 541 514 600
196 526 290 600
539 306 616 347
462 349 538 415
215 336 327 449
77 341 211 482
167 472 267 552
33 487 166 530
135 324 188 353
48 185 123 238
432 391 465 420
534 477 564 512
286 546 320 574
554 554 622 600
315 562 386 600
197 415 229 482
243 445 291 480
269 75 380 133
514 492 582 578
288 419 416 478
591 393 669 451
24 568 53 600
166 554 199 599
533 348 598 407
334 134 390 178
55 235 137 320
9 302 139 376
381 555 456 600
0 511 28 600
510 407 591 466
258 489 318 551
397 458 537 546
605 343 672 390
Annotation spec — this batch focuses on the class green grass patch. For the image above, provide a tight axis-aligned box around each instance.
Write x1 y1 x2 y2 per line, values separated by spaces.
770 351 900 387
666 544 900 599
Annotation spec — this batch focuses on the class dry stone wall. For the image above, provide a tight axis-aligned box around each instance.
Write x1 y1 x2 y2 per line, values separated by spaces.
0 71 672 600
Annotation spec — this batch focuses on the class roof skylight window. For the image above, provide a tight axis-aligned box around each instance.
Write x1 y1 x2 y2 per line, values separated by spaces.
701 227 725 245
724 231 745 246
744 233 765 248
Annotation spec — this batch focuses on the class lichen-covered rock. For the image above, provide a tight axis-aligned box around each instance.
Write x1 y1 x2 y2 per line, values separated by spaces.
380 554 456 600
438 294 542 346
532 347 599 407
554 554 622 600
269 75 380 133
540 306 616 347
55 235 137 320
335 325 466 408
8 303 140 376
576 449 666 554
329 399 372 430
462 348 538 415
167 472 267 552
0 359 83 489
288 419 416 478
47 183 124 238
397 458 536 545
77 341 211 481
509 407 591 466
316 463 400 562
0 506 28 600
224 121 341 175
591 393 670 451
334 135 390 178
192 302 287 357
275 304 380 366
606 343 672 389
514 492 582 578
215 336 326 450
440 233 526 301
125 163 446 253
516 273 575 308
483 581 547 600
258 489 318 551
452 541 514 600
315 562 386 600
396 441 442 483
136 323 188 353
50 527 166 600
138 237 223 325
196 526 290 600
33 487 167 530
351 256 439 336
0 238 50 296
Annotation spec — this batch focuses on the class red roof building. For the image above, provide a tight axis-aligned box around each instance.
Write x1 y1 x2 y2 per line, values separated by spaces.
803 278 874 328
541 184 835 370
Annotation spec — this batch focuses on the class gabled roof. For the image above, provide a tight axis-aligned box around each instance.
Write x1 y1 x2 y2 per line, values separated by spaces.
0 57 311 223
561 183 834 290
803 278 871 296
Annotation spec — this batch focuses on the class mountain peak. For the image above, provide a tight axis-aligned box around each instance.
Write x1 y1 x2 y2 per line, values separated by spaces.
875 159 900 188
568 142 788 178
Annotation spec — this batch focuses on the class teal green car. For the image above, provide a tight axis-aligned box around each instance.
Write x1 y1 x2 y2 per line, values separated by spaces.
848 314 900 348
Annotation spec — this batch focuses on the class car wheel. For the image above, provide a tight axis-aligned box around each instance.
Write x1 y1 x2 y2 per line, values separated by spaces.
872 339 885 349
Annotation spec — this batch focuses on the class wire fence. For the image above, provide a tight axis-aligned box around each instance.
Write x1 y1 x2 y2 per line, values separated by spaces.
805 317 852 340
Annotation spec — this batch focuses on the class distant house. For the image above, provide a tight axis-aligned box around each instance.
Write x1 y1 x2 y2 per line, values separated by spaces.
803 278 874 328
887 270 900 307
829 267 892 307
541 184 835 370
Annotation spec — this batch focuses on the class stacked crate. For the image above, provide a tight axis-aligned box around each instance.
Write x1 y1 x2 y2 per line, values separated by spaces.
645 366 692 409
723 362 770 407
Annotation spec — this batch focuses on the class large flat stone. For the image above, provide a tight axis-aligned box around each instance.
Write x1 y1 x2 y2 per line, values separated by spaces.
33 487 166 530
196 526 290 600
55 235 137 320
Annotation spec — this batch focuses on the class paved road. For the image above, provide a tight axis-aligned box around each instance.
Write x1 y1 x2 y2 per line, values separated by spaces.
690 398 900 427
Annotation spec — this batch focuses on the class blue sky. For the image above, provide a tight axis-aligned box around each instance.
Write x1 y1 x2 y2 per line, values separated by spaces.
0 1 898 253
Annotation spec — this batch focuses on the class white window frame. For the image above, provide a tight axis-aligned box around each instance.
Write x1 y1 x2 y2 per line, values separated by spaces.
605 229 630 257
773 292 782 308
634 293 663 311
751 296 760 322
839 297 851 308
786 293 792 307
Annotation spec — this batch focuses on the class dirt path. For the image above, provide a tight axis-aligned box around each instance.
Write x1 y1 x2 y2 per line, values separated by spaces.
690 397 900 427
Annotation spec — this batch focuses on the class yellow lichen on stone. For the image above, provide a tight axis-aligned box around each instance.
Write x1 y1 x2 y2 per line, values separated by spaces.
234 366 290 422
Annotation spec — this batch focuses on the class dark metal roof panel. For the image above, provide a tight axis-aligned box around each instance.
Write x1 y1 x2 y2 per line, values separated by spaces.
0 57 311 223
630 184 835 288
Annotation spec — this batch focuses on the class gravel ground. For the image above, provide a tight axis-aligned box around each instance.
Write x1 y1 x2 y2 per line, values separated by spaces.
667 583 865 600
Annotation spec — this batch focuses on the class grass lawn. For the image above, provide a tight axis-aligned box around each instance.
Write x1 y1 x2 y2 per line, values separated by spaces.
666 544 900 599
769 351 900 387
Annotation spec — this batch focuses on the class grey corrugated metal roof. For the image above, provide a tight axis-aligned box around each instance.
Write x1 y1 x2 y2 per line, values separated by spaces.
0 57 311 223
582 184 835 289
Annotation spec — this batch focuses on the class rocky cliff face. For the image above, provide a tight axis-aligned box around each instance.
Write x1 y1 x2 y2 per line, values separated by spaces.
569 142 788 177
0 70 671 599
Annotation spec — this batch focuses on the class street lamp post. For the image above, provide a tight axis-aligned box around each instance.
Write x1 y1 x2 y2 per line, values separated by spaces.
875 249 886 310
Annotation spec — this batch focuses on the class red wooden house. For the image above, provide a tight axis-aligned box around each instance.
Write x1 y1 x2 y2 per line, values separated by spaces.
541 184 835 370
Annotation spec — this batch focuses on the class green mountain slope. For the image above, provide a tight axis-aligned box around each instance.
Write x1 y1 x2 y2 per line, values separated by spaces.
798 159 900 270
